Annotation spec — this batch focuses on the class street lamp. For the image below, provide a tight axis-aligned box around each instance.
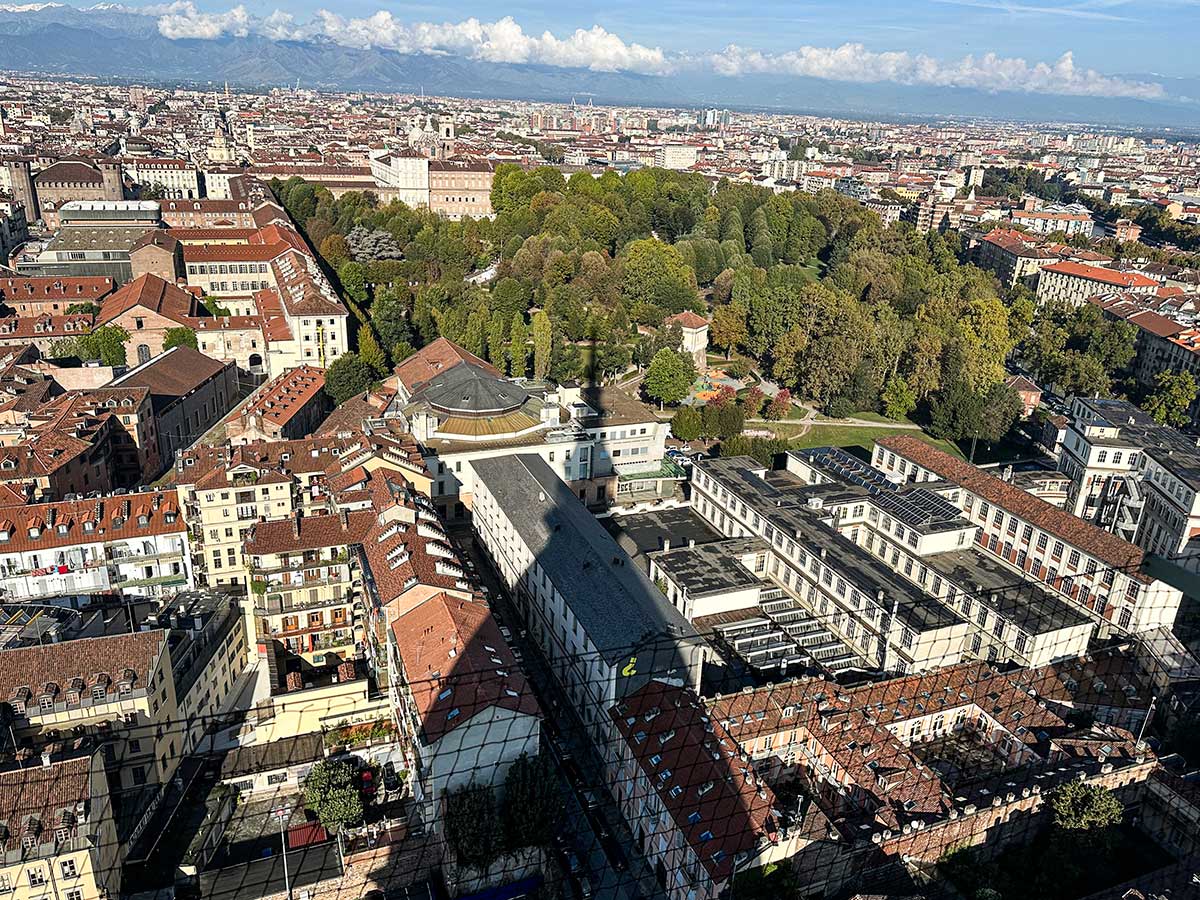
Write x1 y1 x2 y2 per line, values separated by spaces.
272 806 292 900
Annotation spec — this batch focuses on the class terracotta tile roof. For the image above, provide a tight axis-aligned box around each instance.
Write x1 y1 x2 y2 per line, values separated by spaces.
0 755 92 853
613 680 777 882
0 489 182 553
240 365 325 427
876 434 1148 579
1042 261 1158 289
394 337 499 395
0 277 114 303
0 629 167 708
98 274 198 326
390 591 539 744
245 509 375 557
666 311 709 330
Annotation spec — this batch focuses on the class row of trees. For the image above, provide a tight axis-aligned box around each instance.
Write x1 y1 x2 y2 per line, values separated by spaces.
443 752 563 868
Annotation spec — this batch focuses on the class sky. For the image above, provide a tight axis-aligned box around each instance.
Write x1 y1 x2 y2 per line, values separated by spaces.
48 0 1200 99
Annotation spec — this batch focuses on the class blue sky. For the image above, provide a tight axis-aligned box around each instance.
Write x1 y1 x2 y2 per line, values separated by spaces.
52 0 1190 99
211 0 1191 77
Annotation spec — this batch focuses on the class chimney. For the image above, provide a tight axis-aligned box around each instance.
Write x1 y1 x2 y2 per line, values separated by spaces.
340 508 350 529
292 515 300 539
662 537 671 552
40 751 51 769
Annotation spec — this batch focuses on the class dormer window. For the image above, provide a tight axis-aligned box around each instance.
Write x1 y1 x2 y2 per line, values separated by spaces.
56 524 68 535
27 527 38 539
0 531 8 542
90 686 106 702
137 515 148 527
38 696 53 711
82 521 94 533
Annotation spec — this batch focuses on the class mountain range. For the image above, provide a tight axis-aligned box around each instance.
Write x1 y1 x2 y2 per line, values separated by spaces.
1 3 1198 129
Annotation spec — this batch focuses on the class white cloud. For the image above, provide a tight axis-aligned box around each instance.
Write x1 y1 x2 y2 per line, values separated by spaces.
156 0 249 39
713 43 1165 99
132 3 1165 99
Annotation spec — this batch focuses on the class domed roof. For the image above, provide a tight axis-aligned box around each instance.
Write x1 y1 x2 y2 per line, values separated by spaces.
421 362 528 417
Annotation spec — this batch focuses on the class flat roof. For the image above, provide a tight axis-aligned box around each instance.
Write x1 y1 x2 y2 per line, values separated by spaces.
649 536 769 598
472 453 700 667
923 548 1092 634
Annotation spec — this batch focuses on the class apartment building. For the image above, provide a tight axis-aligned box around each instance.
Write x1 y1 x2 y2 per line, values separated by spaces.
0 276 115 317
1058 396 1200 569
120 157 201 199
387 591 540 828
606 680 779 900
226 364 329 443
176 432 431 589
1036 260 1158 307
873 434 1182 635
708 659 1149 871
0 751 122 900
1009 208 1094 236
109 346 238 468
471 453 704 747
244 510 375 664
0 490 191 602
973 228 1060 288
95 274 201 363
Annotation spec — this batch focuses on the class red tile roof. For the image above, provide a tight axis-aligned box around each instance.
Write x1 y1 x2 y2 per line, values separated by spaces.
1042 261 1158 288
0 629 167 708
393 337 498 394
390 591 539 744
876 434 1149 580
245 509 375 556
666 311 709 330
615 680 777 881
98 274 198 326
0 490 182 553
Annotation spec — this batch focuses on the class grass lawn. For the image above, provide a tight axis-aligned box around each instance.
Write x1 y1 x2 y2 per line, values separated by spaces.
786 423 964 459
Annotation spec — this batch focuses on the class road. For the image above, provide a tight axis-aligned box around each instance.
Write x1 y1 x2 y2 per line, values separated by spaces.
449 526 665 900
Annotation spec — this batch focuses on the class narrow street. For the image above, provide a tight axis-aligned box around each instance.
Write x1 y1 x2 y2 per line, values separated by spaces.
448 526 667 900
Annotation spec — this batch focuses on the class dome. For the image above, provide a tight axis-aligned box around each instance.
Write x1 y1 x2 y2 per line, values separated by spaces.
421 362 529 417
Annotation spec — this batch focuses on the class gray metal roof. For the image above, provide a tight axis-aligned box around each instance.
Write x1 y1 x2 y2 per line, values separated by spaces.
418 361 529 416
472 453 700 668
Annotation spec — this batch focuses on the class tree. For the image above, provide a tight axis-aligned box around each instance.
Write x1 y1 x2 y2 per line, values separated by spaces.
336 261 368 305
369 287 412 352
303 760 363 832
710 302 748 359
64 325 128 367
324 352 374 403
65 302 99 315
717 403 745 440
881 376 917 420
644 349 696 409
392 340 416 363
1145 371 1198 427
508 313 529 377
621 239 697 314
163 327 197 352
532 311 553 380
444 783 500 868
765 390 791 420
500 753 563 849
742 386 767 418
357 328 388 377
1049 781 1123 834
671 406 702 442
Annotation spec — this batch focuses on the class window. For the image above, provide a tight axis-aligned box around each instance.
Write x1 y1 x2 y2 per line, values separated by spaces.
28 869 46 888
61 860 77 878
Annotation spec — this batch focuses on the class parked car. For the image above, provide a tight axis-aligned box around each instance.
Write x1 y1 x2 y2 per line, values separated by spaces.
499 625 513 641
573 874 593 899
599 831 628 871
563 849 585 876
581 788 600 809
